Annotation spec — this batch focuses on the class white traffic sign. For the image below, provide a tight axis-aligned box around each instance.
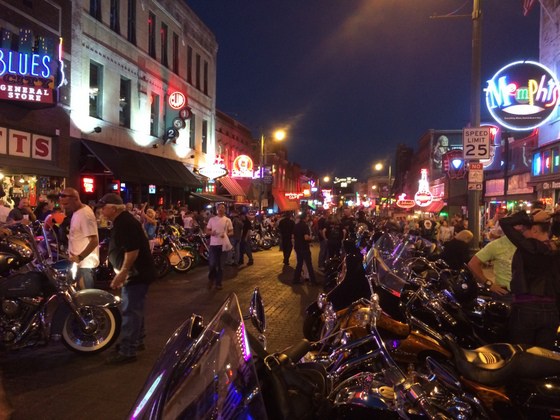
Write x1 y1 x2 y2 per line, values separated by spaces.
463 127 491 160
468 183 483 191
468 162 484 183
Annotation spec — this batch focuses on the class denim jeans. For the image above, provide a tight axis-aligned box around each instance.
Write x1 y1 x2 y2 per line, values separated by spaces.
208 245 225 286
509 303 559 350
118 282 149 356
77 267 95 289
318 239 328 268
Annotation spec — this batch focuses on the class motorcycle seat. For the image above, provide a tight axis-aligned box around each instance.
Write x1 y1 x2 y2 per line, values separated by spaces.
448 339 560 387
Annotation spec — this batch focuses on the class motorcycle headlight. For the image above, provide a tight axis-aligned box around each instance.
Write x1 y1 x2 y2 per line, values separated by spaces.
50 260 77 287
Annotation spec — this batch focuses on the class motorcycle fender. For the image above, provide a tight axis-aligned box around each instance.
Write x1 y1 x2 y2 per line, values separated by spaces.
73 289 121 308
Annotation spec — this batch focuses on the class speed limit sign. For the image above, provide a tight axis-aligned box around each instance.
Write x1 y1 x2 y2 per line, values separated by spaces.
463 127 491 160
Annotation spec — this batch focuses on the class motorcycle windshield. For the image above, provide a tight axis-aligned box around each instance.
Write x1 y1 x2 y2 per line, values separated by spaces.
129 293 267 420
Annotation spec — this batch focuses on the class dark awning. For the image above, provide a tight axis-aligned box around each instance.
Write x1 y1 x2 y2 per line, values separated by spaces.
189 192 234 202
82 140 200 188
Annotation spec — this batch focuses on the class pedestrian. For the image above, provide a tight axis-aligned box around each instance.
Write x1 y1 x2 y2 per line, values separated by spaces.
59 188 100 289
437 229 473 270
500 209 560 350
326 213 342 259
206 203 233 290
317 211 328 270
98 193 156 364
292 212 317 285
229 209 243 266
278 212 295 265
436 219 454 243
6 197 36 223
340 207 355 241
238 212 254 266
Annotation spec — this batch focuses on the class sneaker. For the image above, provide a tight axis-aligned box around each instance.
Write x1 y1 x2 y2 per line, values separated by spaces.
247 260 254 266
106 353 137 365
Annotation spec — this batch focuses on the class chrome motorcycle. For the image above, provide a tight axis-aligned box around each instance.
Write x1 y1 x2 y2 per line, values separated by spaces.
0 223 121 354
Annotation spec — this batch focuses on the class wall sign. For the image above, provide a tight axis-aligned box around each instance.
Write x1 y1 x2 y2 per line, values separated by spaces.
396 193 415 209
414 169 433 207
485 61 560 131
0 127 52 160
231 155 254 178
168 91 186 110
197 155 228 180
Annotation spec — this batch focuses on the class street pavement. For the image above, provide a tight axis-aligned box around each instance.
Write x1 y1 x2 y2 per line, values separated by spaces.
0 246 324 420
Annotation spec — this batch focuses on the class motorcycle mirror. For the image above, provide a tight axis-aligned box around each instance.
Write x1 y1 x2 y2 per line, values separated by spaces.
248 287 266 334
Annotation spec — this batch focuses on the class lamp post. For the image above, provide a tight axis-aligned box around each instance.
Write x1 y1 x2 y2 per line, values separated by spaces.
374 162 392 208
259 129 286 213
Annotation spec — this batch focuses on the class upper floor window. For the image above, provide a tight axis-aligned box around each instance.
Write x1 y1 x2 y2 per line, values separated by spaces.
160 23 168 68
119 77 131 128
202 119 208 153
172 33 179 74
203 60 208 95
195 53 201 90
189 115 196 149
127 0 136 45
90 0 102 21
148 12 156 59
150 94 159 137
89 61 103 119
0 29 19 50
110 0 120 34
187 46 193 84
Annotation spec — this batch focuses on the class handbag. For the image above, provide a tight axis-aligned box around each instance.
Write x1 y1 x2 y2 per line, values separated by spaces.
222 234 233 252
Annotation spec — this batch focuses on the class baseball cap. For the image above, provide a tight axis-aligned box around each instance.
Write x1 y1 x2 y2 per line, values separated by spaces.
95 193 124 207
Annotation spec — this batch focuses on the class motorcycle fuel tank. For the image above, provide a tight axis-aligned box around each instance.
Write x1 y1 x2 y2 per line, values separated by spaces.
0 271 47 298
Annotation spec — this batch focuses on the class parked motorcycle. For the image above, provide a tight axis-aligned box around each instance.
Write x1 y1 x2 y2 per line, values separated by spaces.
0 223 121 354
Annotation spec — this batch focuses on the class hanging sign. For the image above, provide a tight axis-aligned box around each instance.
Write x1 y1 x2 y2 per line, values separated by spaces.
197 155 228 180
414 169 434 207
231 155 254 178
485 60 560 131
396 193 415 209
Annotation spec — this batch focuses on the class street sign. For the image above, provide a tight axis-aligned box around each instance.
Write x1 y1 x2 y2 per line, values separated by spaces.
463 127 491 160
468 183 483 191
468 162 484 183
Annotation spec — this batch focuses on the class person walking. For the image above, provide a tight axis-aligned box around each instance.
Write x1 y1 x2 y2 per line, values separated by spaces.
292 213 317 285
238 212 254 266
59 188 100 289
500 209 560 350
317 211 328 270
278 212 295 265
229 209 243 266
206 203 233 289
98 193 156 364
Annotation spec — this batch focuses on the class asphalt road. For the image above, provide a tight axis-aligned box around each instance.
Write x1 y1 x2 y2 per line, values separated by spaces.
0 246 323 420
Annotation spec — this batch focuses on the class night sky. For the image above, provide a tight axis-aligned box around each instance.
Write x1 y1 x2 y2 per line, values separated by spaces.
186 0 540 178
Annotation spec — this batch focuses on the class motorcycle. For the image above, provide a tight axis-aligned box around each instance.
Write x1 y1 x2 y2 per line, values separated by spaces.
0 223 121 354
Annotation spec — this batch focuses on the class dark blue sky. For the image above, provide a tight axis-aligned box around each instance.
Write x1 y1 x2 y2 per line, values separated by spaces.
187 0 540 178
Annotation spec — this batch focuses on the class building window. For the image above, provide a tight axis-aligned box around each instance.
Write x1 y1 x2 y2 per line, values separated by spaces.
189 114 196 149
187 46 193 84
110 0 120 34
89 62 103 118
119 77 131 128
90 0 102 21
195 53 201 90
127 0 136 45
172 33 179 74
1 29 19 50
160 23 168 68
202 119 208 153
203 60 208 95
148 12 156 59
150 94 159 137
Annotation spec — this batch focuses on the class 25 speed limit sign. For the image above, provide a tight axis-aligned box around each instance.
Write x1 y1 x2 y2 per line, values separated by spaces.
463 127 491 160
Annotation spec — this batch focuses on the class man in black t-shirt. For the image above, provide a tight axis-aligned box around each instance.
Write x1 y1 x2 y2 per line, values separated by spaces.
278 212 295 265
98 193 156 364
317 212 328 269
293 213 317 285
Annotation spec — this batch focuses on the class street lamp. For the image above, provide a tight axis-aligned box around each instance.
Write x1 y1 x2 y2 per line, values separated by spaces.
259 129 286 212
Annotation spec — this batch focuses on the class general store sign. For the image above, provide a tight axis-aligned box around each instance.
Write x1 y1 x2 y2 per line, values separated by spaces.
0 127 52 160
485 61 560 131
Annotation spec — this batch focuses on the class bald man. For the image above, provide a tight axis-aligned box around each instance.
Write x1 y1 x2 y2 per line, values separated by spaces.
59 188 99 288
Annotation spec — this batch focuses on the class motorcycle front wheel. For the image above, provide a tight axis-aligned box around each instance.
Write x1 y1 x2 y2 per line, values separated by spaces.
153 253 171 278
61 307 121 354
259 239 272 250
171 250 194 272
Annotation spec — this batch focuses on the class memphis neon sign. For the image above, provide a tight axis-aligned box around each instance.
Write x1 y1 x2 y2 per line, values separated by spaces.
485 61 560 131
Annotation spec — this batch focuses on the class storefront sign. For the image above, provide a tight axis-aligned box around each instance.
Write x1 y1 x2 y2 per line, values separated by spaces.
82 177 94 193
285 192 303 200
396 193 415 209
414 169 433 207
0 127 52 160
197 155 228 180
231 155 254 178
0 42 64 105
168 91 186 110
543 181 560 190
485 61 560 131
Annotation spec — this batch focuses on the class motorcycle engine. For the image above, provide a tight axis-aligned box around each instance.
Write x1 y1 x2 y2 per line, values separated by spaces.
0 297 40 345
1 299 21 317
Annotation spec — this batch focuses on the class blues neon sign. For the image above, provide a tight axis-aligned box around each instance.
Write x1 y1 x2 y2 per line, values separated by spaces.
485 61 560 131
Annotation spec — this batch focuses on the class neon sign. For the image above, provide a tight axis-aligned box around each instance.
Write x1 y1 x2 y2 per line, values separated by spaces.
231 155 254 178
485 61 560 131
197 155 228 180
414 169 433 207
82 177 94 193
285 192 303 200
396 193 415 209
168 91 186 110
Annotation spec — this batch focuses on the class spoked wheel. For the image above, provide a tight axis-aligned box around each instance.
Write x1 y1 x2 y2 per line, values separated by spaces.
153 253 171 278
171 249 194 273
61 307 121 354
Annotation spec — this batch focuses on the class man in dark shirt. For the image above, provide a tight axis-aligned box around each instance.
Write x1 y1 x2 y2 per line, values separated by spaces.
278 212 295 265
6 197 36 224
317 212 328 270
238 213 254 266
500 209 560 350
98 193 156 364
340 207 355 242
292 213 317 285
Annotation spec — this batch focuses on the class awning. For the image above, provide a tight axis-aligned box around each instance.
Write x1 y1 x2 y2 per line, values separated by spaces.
82 140 201 187
272 190 299 212
219 176 247 197
189 192 234 202
423 199 445 213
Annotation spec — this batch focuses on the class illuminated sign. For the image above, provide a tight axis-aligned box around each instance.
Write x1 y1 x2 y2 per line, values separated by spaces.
396 193 415 209
168 91 186 110
148 184 156 194
414 169 433 207
0 40 64 105
485 61 560 131
197 155 228 180
82 177 94 193
285 192 303 200
231 155 254 178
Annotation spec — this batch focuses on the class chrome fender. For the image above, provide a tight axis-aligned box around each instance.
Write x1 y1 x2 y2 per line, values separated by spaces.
73 289 121 308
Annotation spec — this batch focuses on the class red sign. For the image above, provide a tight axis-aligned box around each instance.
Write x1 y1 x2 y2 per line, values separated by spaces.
82 177 95 193
168 92 186 110
231 155 254 178
396 194 415 209
285 192 303 200
0 127 52 160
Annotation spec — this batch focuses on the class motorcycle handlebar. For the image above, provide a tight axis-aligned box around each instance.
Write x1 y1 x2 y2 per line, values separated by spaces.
281 339 311 363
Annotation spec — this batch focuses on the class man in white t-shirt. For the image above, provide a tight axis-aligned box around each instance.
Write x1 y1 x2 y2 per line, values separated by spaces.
205 203 233 290
59 188 100 288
